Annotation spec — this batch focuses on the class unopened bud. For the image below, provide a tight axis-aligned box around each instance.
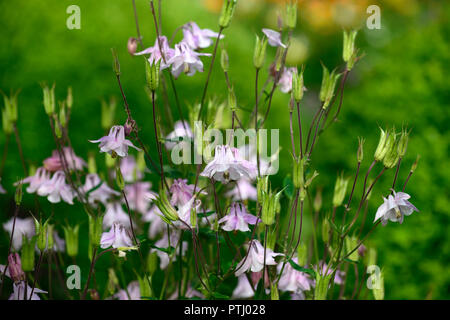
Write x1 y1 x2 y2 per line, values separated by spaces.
2 91 19 123
411 154 420 172
219 0 237 29
127 37 138 55
319 64 341 109
343 30 358 64
8 253 25 283
253 35 268 69
292 157 305 189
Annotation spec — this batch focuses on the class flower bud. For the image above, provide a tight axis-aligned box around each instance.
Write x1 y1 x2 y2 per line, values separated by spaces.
221 48 229 72
127 37 138 55
285 1 298 30
2 108 13 135
15 181 23 206
115 167 125 191
382 129 399 169
343 30 357 63
319 64 341 109
374 128 388 162
111 48 121 75
146 60 160 92
42 84 56 116
66 86 73 110
292 66 305 102
8 253 25 283
219 0 237 29
357 137 365 163
253 35 268 69
2 91 19 123
21 235 36 272
332 173 349 207
88 215 103 260
155 188 179 222
397 128 409 158
63 224 79 258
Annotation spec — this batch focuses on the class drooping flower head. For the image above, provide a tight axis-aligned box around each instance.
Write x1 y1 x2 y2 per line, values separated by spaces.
37 170 75 204
226 179 258 201
277 67 297 93
43 147 86 172
124 182 157 214
100 222 133 250
16 167 50 194
165 120 193 150
167 42 211 78
201 145 257 183
374 191 419 226
82 173 120 206
169 178 203 206
235 239 283 277
218 202 260 232
2 217 35 250
103 202 131 230
119 155 143 183
277 257 314 293
262 28 286 48
90 125 140 158
134 36 175 70
182 21 224 50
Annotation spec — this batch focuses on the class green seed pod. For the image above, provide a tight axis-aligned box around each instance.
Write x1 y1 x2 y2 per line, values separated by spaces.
219 0 237 29
88 215 103 260
59 101 67 128
147 251 158 275
271 283 280 300
297 242 308 266
332 173 349 207
397 128 409 158
285 1 298 30
35 218 49 252
66 86 73 110
382 129 399 168
343 30 357 62
357 137 365 163
155 188 179 222
322 218 330 243
63 224 80 258
257 176 269 205
292 157 305 189
137 275 152 299
253 35 268 69
2 108 13 135
374 128 388 162
47 224 55 251
111 48 121 75
20 235 36 272
292 66 305 102
146 60 161 92
261 189 282 226
14 181 23 206
42 84 55 116
228 86 237 112
319 64 341 109
3 91 19 123
221 48 229 72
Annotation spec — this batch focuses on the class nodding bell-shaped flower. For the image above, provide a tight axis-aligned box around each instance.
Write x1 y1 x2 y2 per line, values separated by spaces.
90 125 140 158
235 240 283 277
43 147 86 172
165 120 193 151
118 155 143 183
226 179 258 201
15 167 51 194
277 257 314 294
9 281 47 300
182 21 224 50
124 182 157 214
232 274 255 299
167 42 211 78
277 67 296 93
100 222 133 250
218 202 260 232
262 28 286 48
169 178 203 206
82 173 120 206
37 170 75 204
134 36 175 70
374 191 419 226
103 202 131 230
4 253 26 283
2 217 35 251
200 145 257 184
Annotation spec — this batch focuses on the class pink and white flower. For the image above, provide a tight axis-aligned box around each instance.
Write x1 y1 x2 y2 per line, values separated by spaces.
201 145 257 183
277 67 296 93
16 167 51 194
103 202 131 230
2 217 35 250
43 147 86 172
232 274 255 299
218 202 260 232
167 42 211 78
90 125 140 158
124 182 157 214
262 28 286 48
165 120 193 150
82 173 119 205
119 155 143 183
374 191 419 226
277 257 314 293
111 281 141 300
182 21 224 50
135 36 175 70
9 281 47 300
100 222 133 249
235 240 283 276
169 178 203 206
226 179 258 201
37 171 75 204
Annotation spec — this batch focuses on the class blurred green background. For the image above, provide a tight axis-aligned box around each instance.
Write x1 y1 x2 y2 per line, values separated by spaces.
0 0 449 299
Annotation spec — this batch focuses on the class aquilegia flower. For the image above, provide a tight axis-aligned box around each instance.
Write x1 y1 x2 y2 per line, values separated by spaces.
90 125 140 158
9 281 47 300
100 222 133 250
232 275 255 299
167 41 211 78
1 253 25 283
165 120 193 150
169 178 204 206
119 155 143 183
124 182 157 214
235 240 283 277
374 191 419 226
218 202 260 232
262 28 286 48
43 147 86 172
182 21 224 50
134 36 175 70
110 281 141 300
277 67 296 93
37 170 75 204
16 167 51 194
201 145 257 183
315 261 345 285
226 179 258 201
2 217 35 250
81 173 119 205
277 257 315 294
103 202 132 230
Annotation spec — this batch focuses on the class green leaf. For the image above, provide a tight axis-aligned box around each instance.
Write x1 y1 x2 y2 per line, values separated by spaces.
288 259 316 277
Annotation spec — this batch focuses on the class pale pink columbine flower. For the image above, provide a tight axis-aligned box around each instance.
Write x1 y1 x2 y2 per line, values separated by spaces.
374 191 419 226
315 261 345 285
235 240 283 277
37 170 75 204
100 222 133 250
169 178 203 206
232 274 255 299
173 196 202 230
262 28 286 48
201 145 257 183
168 41 211 78
134 36 175 70
182 21 224 50
124 182 157 214
119 155 143 183
165 120 193 150
238 144 277 176
2 217 35 250
226 179 258 201
90 125 140 158
43 147 86 172
277 257 314 293
16 167 51 194
103 202 131 230
142 206 166 239
82 173 119 206
9 281 47 300
218 202 260 232
151 230 187 269
277 67 296 93
111 281 141 300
